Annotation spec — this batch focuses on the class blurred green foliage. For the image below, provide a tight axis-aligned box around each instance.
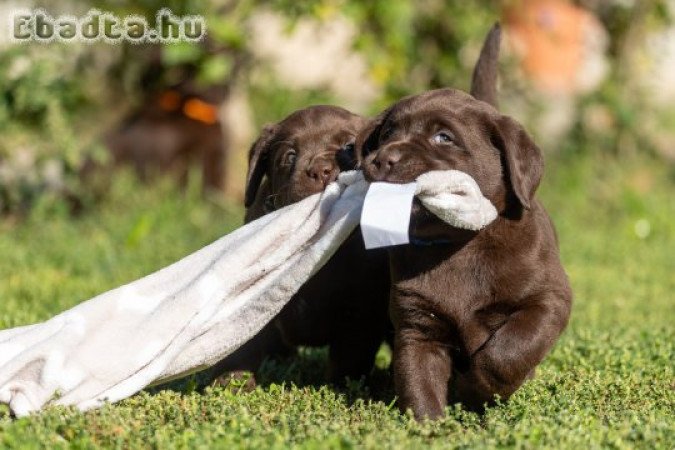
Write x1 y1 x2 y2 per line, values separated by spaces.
1 0 673 214
0 42 105 213
567 1 675 158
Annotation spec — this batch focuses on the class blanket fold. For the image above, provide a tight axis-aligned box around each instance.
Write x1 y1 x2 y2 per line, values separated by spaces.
0 170 496 417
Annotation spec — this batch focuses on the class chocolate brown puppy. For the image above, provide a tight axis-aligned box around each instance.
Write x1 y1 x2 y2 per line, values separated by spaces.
214 105 391 383
356 25 572 419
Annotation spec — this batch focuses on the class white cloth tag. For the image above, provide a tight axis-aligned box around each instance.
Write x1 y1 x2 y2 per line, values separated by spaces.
360 182 417 249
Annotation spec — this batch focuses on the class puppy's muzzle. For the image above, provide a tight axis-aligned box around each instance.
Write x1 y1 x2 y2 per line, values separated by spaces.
367 146 402 181
306 156 338 188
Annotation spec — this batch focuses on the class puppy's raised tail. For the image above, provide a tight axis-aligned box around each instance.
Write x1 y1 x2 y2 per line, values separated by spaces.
470 22 501 109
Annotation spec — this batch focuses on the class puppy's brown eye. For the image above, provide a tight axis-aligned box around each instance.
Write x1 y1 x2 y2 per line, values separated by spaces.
432 132 455 145
283 150 297 167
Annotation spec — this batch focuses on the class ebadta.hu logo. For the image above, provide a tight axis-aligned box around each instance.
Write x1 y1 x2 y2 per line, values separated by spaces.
9 8 206 43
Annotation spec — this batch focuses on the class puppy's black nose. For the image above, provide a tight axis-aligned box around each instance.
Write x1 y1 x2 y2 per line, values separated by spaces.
371 150 401 178
336 145 357 171
307 159 338 186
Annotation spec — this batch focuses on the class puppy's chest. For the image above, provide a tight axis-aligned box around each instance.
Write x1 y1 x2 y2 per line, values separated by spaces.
392 247 493 316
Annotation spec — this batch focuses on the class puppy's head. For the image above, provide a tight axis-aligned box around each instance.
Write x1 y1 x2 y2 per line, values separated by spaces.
357 24 543 215
245 105 366 210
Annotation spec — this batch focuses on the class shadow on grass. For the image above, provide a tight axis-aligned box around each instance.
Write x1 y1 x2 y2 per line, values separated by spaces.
148 345 396 408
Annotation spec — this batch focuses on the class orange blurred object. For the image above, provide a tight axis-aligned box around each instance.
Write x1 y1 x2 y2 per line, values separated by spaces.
183 98 219 125
158 90 181 111
503 0 603 93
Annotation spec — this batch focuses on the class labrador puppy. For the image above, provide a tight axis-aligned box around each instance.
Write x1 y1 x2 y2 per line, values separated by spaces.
355 25 572 419
213 105 391 384
104 78 227 193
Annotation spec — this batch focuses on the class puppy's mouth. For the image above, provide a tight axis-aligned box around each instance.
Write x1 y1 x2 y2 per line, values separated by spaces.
368 173 415 184
290 185 327 202
264 181 332 211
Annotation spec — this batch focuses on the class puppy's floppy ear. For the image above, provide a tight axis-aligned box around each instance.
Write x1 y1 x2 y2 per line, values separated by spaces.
245 124 278 207
492 115 543 210
470 22 501 108
354 108 391 166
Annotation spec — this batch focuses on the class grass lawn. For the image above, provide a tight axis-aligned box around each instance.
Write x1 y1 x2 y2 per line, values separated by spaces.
0 155 673 449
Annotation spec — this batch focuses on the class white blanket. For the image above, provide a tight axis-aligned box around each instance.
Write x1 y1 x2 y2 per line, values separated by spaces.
0 170 497 417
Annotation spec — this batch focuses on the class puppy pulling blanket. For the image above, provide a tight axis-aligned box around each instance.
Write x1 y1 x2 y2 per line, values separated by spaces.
0 170 497 417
